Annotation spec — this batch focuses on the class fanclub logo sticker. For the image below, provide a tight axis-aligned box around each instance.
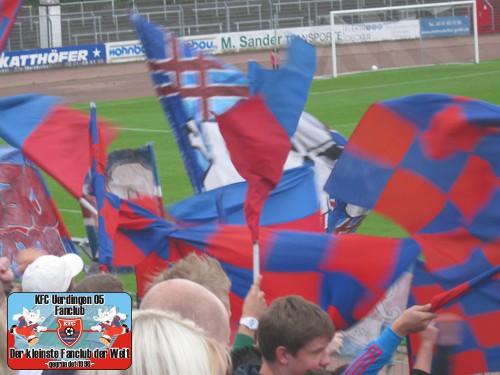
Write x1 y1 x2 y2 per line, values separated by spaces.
7 292 132 371
57 318 83 347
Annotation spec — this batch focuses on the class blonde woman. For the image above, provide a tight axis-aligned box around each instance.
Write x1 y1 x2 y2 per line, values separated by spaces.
78 309 230 375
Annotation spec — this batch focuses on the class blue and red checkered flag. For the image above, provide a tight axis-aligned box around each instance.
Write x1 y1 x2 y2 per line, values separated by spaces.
410 234 500 374
107 213 420 330
93 204 419 331
326 94 500 238
0 0 23 52
164 224 421 330
0 94 117 199
327 94 500 373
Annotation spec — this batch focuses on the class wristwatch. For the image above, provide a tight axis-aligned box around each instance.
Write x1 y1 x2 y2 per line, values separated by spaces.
239 317 259 330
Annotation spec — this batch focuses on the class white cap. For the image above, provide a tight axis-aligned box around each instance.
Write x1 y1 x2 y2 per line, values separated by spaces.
22 253 84 293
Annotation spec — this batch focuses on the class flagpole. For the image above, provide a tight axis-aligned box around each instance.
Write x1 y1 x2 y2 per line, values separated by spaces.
79 197 98 215
253 241 260 283
269 0 277 61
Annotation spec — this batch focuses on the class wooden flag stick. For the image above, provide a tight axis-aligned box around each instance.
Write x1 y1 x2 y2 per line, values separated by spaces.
253 241 260 283
79 197 97 215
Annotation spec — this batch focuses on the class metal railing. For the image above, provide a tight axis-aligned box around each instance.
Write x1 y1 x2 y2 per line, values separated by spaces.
4 0 483 52
63 14 102 44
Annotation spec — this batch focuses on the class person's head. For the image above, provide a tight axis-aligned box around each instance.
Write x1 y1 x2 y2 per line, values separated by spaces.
73 273 125 293
13 247 47 276
132 309 230 375
21 253 84 292
231 345 262 373
151 253 231 313
140 278 231 344
258 295 335 375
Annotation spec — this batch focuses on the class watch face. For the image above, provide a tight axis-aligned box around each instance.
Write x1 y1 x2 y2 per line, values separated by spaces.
242 318 258 330
248 319 258 329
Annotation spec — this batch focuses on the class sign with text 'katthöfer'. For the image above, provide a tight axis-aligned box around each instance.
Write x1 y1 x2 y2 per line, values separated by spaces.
7 292 132 370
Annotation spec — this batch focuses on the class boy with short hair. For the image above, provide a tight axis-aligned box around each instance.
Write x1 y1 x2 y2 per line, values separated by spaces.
258 295 334 375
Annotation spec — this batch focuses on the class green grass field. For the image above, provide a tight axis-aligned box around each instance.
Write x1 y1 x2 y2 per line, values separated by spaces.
6 60 500 290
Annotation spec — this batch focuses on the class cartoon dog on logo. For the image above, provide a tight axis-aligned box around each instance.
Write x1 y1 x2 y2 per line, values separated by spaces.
91 307 129 346
10 308 47 346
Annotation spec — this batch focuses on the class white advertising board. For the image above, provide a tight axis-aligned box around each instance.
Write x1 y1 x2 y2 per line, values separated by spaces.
105 21 419 63
105 25 335 63
335 20 420 44
106 40 145 63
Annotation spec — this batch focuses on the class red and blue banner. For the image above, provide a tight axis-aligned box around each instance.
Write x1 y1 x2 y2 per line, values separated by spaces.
81 139 166 297
216 95 291 242
410 258 500 374
168 163 322 232
79 179 417 331
133 14 247 194
409 232 500 374
327 94 500 373
326 94 500 239
0 94 117 199
81 143 165 260
101 199 420 330
132 15 365 235
216 37 315 242
0 146 77 260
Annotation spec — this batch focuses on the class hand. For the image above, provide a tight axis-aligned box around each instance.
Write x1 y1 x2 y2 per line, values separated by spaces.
0 257 14 284
14 248 46 275
327 332 344 355
391 304 438 337
413 323 439 373
241 275 267 320
418 324 439 349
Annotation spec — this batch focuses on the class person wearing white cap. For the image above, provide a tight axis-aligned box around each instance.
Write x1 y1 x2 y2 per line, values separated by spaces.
22 253 84 293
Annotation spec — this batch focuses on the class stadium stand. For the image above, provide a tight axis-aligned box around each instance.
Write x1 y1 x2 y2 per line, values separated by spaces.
4 0 498 51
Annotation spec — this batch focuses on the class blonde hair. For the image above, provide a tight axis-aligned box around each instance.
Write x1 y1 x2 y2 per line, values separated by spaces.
150 253 231 312
79 309 230 375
